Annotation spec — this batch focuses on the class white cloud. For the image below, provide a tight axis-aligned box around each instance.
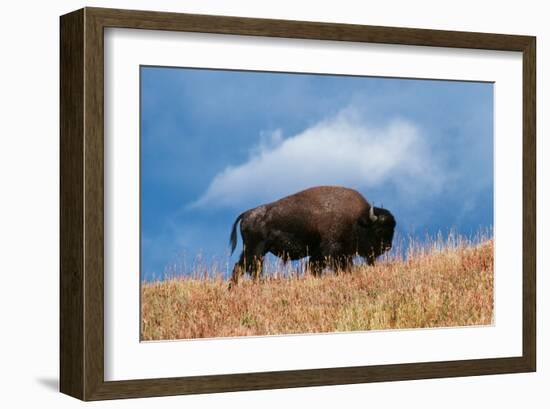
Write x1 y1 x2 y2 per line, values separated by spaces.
190 106 447 210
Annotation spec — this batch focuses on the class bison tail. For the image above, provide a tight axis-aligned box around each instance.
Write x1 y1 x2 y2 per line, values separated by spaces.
229 212 245 255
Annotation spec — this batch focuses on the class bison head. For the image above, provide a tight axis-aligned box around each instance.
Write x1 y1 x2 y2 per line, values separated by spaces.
358 205 396 261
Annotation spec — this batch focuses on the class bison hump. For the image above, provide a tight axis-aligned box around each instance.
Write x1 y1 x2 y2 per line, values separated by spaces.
265 186 368 232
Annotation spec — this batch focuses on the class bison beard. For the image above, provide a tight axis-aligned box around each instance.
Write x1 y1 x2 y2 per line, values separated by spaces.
228 186 396 288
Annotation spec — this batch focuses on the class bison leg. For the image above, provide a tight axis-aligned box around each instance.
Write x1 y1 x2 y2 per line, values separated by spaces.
318 240 349 275
250 255 264 282
365 254 376 266
308 254 326 277
246 242 266 281
229 245 265 289
229 251 247 289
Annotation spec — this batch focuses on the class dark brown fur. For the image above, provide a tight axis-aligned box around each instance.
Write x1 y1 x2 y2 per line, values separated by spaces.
229 186 396 287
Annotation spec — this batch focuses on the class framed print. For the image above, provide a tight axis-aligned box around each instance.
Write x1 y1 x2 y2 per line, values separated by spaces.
60 7 536 401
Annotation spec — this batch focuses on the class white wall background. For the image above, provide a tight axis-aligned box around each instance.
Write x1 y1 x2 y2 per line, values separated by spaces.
0 0 545 407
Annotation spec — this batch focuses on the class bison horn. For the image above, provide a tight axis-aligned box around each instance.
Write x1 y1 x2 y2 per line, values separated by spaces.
369 206 378 222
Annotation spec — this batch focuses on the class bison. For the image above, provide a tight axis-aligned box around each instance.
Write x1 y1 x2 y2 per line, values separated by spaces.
228 186 396 287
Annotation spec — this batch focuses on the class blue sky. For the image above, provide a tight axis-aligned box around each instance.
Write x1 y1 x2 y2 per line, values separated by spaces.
140 66 493 281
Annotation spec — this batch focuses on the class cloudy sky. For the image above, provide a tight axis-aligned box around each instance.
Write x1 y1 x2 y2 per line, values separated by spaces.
141 66 493 281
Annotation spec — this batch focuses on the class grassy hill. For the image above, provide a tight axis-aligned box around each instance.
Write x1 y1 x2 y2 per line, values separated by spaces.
141 238 493 340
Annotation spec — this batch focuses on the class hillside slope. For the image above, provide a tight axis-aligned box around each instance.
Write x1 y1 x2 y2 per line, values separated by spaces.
141 240 493 340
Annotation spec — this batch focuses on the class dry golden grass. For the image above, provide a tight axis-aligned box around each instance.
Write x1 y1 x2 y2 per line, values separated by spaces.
141 238 493 340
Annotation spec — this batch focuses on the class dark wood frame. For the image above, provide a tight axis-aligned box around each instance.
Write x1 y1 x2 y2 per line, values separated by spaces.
60 7 536 401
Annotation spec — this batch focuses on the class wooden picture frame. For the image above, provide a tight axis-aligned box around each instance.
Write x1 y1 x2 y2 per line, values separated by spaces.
60 7 536 401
